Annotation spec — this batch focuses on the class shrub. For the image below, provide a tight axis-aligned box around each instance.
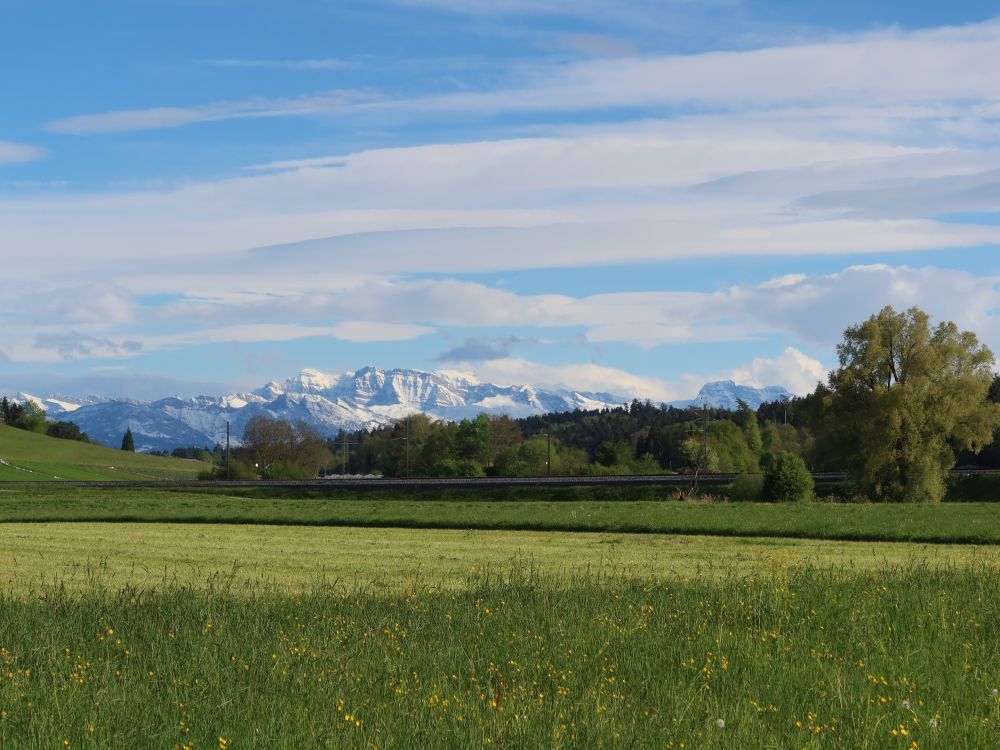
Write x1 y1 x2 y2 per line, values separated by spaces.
262 461 314 480
727 473 764 502
763 451 814 502
198 461 257 481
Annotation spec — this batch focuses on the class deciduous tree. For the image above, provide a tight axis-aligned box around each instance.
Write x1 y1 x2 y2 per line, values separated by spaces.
812 306 1000 502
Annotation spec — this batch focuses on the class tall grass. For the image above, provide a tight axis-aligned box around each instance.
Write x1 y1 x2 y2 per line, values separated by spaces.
1 561 997 748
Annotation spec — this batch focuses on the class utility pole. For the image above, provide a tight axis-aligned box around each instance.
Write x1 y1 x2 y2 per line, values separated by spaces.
393 417 411 478
688 401 711 494
539 431 552 477
340 431 359 475
702 401 709 468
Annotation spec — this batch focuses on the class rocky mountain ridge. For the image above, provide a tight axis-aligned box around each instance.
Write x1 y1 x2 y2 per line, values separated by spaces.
7 367 792 452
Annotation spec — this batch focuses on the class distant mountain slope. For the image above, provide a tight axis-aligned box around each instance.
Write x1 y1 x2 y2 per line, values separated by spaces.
0 424 204 481
7 367 794 452
22 367 627 452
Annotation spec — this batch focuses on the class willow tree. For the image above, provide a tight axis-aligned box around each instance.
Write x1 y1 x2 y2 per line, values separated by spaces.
813 306 1000 502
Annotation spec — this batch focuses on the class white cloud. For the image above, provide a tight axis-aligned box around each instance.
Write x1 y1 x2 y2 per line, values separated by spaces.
8 117 1000 288
468 348 825 403
0 140 45 165
243 219 1000 276
17 282 137 326
328 321 436 342
3 260 997 369
144 265 1000 356
727 348 827 395
471 357 681 401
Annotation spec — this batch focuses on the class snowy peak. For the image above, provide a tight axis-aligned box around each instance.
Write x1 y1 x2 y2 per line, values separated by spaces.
669 380 793 411
254 368 337 399
287 368 336 393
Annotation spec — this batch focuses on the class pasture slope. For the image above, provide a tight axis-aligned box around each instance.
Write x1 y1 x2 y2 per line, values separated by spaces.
0 424 203 480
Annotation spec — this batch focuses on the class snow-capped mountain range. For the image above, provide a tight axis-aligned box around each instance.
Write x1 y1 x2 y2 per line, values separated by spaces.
6 367 792 452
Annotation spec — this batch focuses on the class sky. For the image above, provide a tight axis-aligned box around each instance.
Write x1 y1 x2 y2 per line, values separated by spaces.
2 0 1000 402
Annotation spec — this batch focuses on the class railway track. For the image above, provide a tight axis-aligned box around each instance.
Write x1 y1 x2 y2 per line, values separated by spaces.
2 469 996 490
0 472 847 489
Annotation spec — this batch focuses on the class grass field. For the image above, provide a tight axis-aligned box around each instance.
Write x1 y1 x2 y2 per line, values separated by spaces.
2 522 998 594
0 425 204 481
5 485 1000 544
1 561 998 748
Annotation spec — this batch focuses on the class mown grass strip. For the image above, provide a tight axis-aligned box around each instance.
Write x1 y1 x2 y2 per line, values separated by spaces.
3 522 998 595
4 486 1000 544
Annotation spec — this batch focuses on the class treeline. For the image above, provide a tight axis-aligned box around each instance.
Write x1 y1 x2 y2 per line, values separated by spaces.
0 397 90 443
197 399 812 482
347 399 814 480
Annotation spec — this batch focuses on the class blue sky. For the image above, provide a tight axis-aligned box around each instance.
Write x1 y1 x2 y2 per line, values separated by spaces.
2 0 1000 401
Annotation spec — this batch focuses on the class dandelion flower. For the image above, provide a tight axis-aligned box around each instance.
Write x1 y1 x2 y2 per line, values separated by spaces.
715 718 725 729
928 718 939 729
901 699 911 710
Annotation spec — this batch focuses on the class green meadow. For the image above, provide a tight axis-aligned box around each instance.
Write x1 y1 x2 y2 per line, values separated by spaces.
1 561 998 749
0 425 203 481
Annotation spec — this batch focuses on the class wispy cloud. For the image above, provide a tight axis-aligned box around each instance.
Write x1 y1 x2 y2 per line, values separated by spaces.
46 20 1000 134
141 322 435 349
380 0 738 31
0 140 46 165
46 91 372 135
201 58 354 71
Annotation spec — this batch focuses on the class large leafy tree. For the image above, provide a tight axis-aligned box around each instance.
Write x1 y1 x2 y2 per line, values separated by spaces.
242 416 332 477
813 306 1000 502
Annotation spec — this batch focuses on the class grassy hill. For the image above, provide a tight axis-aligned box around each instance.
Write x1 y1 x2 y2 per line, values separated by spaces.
0 424 205 480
